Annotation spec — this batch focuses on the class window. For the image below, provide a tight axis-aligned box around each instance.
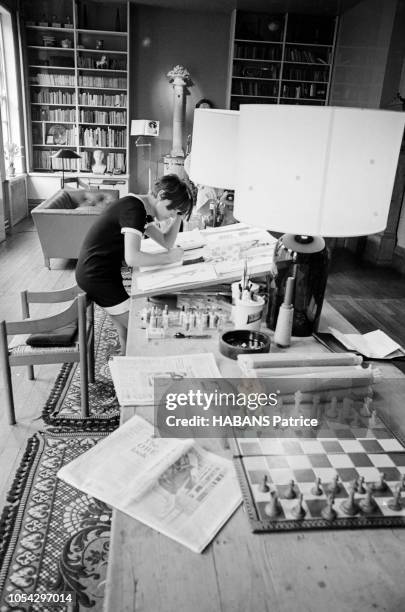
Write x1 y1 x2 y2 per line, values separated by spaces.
0 8 22 176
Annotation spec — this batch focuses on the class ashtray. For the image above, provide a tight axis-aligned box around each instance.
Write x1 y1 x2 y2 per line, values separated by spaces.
219 329 271 360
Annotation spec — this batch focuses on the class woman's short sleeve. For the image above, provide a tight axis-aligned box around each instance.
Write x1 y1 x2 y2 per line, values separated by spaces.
119 196 147 238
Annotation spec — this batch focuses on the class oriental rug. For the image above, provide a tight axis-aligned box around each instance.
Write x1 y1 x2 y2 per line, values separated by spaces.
42 305 120 430
0 430 111 611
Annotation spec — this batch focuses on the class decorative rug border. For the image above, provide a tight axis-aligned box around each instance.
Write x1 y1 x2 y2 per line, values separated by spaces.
41 361 119 431
0 433 41 586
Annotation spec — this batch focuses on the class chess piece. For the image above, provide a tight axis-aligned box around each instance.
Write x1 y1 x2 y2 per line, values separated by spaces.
340 486 359 516
388 484 402 512
326 396 338 419
292 493 306 519
311 477 323 496
358 486 377 514
321 494 337 521
284 479 297 499
372 472 388 492
92 149 107 174
264 491 282 518
259 475 270 493
330 475 341 496
356 476 366 494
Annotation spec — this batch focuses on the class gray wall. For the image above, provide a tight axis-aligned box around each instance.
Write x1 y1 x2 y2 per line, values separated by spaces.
129 5 231 192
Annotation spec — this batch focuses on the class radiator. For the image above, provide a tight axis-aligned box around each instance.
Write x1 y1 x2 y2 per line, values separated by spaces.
4 175 28 226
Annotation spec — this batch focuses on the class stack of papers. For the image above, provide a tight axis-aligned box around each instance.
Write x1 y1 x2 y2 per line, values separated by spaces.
58 415 242 553
329 327 405 359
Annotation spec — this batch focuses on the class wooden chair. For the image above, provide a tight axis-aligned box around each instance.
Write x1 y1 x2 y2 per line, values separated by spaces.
0 286 95 425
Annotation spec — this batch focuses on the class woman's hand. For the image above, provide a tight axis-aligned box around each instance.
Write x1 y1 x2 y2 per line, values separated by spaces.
167 247 184 263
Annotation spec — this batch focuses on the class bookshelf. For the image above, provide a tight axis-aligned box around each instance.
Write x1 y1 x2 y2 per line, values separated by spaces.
228 12 337 109
20 0 129 188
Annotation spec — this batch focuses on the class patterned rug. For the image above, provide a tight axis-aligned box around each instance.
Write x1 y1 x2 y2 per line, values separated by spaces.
42 306 120 430
0 430 111 611
42 265 132 429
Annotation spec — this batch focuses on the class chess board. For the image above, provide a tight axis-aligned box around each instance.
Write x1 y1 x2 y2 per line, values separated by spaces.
232 411 405 532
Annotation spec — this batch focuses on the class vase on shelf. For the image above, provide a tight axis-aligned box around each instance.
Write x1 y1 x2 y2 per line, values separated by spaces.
8 163 15 177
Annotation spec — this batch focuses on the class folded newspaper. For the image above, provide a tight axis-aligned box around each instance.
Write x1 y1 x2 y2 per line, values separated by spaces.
109 353 222 406
329 327 405 359
57 415 242 553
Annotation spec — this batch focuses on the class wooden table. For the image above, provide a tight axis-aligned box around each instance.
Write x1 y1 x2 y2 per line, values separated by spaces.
104 300 405 612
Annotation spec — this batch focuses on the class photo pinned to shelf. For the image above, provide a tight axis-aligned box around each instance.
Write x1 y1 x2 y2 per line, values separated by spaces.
47 124 67 145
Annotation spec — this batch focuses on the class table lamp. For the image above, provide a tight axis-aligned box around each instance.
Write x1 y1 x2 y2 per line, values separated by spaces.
233 105 405 336
51 149 82 188
131 119 160 192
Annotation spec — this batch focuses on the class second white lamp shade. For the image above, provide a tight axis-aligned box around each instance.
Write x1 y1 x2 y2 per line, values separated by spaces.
189 108 239 189
233 105 405 237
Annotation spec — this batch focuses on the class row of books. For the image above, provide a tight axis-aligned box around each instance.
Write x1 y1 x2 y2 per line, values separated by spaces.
234 44 281 61
32 91 76 104
32 108 76 121
33 149 79 170
32 73 76 86
80 127 127 147
78 92 127 106
283 67 329 81
79 110 127 124
78 75 127 88
281 83 327 98
77 56 126 70
285 47 330 64
232 81 279 97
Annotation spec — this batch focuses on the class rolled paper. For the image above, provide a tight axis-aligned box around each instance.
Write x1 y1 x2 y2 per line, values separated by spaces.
246 364 369 378
237 352 363 371
245 371 377 395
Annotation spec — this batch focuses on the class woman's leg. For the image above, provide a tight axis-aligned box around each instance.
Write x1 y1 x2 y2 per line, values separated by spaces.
108 311 129 355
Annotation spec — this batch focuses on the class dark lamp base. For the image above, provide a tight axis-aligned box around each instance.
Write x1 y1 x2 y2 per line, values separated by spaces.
267 234 329 337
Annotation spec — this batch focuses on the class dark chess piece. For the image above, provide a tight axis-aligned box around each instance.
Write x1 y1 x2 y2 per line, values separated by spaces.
372 472 388 492
359 486 378 514
340 486 359 516
259 475 270 493
292 493 306 519
264 491 282 518
321 494 337 521
388 484 402 512
284 479 297 499
311 477 323 496
356 476 366 494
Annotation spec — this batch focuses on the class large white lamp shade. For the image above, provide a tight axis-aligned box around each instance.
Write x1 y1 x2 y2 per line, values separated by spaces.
189 108 239 189
234 105 405 237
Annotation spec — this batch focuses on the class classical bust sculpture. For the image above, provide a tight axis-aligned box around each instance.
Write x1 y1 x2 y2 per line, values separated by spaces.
92 149 106 174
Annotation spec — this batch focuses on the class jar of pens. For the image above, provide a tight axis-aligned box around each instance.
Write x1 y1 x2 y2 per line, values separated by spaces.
232 261 265 332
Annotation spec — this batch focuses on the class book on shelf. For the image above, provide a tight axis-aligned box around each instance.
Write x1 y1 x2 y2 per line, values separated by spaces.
57 414 242 554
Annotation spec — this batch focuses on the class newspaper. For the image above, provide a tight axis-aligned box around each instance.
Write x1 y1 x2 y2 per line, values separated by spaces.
329 327 405 359
109 353 222 406
58 415 242 553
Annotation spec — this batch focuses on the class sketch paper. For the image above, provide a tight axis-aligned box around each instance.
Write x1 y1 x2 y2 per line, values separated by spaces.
58 415 242 553
135 262 217 292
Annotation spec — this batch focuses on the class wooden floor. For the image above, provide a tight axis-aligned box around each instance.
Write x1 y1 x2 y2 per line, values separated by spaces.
0 218 404 511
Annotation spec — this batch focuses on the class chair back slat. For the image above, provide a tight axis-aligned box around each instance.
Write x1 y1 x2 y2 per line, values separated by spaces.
25 285 80 304
5 297 79 335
